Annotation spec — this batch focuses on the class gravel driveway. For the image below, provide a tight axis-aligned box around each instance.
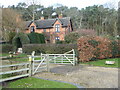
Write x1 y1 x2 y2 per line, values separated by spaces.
34 64 118 88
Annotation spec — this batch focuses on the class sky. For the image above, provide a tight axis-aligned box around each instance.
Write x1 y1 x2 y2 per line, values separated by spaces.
0 0 119 9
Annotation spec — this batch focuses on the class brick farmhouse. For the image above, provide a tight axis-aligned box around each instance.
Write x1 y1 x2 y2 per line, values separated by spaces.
25 16 73 43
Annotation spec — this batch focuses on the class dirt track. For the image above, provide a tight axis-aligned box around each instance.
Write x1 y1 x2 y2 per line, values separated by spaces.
34 64 118 88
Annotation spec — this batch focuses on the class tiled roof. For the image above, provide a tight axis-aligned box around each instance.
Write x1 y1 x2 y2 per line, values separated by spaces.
25 21 33 29
26 17 71 29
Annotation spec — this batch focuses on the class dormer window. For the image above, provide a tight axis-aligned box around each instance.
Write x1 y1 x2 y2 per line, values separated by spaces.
55 24 60 32
31 26 35 32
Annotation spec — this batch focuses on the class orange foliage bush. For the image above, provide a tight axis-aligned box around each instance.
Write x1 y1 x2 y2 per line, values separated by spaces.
77 36 117 62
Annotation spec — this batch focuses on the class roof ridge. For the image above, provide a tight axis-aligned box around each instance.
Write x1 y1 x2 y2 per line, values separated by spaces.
35 18 56 22
35 17 70 21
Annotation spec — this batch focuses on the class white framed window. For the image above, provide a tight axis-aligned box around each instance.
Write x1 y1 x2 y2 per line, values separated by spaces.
55 37 60 41
31 26 35 32
55 24 60 32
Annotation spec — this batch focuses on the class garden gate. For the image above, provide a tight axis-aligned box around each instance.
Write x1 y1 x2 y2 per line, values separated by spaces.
31 49 76 75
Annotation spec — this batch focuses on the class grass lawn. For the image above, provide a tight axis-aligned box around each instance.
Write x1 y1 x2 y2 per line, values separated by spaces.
7 77 77 88
14 53 28 58
0 53 27 58
10 58 28 62
80 58 119 68
1 53 29 62
0 53 9 57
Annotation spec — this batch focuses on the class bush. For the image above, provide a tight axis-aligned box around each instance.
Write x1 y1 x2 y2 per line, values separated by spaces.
22 44 77 55
12 33 30 51
65 29 97 44
77 36 119 62
110 40 120 57
56 41 66 44
27 32 45 44
1 44 13 53
65 32 79 44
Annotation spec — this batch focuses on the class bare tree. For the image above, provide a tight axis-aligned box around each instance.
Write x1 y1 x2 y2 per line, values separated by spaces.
2 8 24 42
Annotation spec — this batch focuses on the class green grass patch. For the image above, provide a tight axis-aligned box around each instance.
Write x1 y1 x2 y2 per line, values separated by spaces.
0 53 27 58
14 53 27 58
80 58 119 68
10 58 28 62
8 77 77 88
0 53 9 57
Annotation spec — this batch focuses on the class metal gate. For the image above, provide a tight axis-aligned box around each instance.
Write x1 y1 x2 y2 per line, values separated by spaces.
30 49 76 75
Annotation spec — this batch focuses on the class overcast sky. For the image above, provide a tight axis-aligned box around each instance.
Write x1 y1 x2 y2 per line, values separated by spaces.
0 0 119 9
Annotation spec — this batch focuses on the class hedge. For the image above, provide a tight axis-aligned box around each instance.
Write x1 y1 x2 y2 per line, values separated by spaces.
77 36 120 62
0 44 13 53
27 32 45 44
12 33 30 51
22 44 77 55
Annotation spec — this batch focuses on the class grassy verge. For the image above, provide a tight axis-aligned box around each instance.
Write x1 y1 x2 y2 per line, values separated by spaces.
7 77 77 88
80 58 119 68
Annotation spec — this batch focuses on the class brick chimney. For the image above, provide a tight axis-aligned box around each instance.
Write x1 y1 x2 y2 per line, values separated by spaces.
58 14 63 18
40 16 44 20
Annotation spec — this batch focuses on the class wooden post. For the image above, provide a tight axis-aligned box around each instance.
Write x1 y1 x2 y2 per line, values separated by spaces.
62 55 63 64
46 55 50 72
29 56 33 76
75 57 78 65
53 55 56 64
41 53 42 60
31 51 35 75
73 49 75 66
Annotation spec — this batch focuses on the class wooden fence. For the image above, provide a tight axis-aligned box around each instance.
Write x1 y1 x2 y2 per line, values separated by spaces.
0 49 77 82
0 63 30 82
32 49 77 75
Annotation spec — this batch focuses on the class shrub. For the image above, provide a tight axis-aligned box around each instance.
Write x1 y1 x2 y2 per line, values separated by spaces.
1 44 13 53
65 32 79 44
22 44 77 55
65 29 97 44
12 33 30 51
56 41 66 44
110 40 120 57
77 36 113 62
27 32 45 44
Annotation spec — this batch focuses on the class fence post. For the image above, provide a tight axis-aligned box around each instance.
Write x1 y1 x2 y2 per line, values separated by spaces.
41 53 42 60
75 57 78 65
46 54 50 72
73 49 75 66
29 56 33 76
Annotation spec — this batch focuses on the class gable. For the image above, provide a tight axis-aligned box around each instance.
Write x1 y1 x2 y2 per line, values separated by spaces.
53 19 62 26
52 19 63 26
29 22 36 27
